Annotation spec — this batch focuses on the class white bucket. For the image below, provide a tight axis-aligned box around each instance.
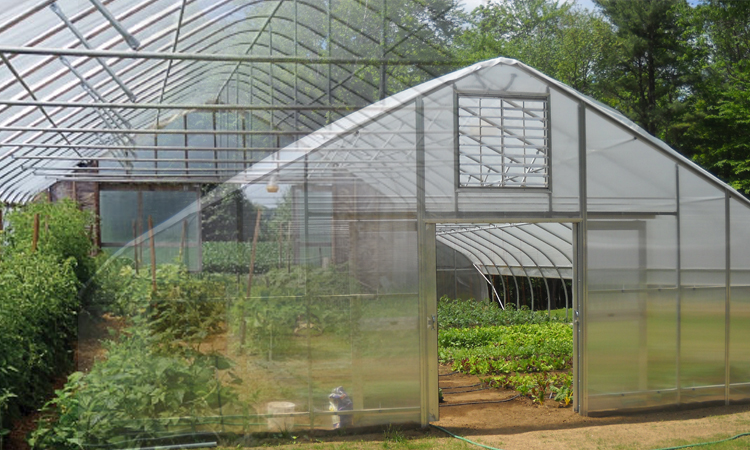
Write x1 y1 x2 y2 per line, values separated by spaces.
267 401 296 432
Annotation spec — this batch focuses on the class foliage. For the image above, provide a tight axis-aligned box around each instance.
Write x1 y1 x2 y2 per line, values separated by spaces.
438 296 564 329
202 241 287 274
456 0 615 96
234 265 356 355
439 323 573 374
592 0 697 137
2 199 95 284
673 0 750 194
484 372 573 406
29 328 239 450
200 186 264 242
0 253 79 416
94 261 227 346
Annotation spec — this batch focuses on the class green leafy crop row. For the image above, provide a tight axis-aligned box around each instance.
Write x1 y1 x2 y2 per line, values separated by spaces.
483 372 573 406
437 296 565 329
202 241 286 274
439 323 573 375
0 200 95 426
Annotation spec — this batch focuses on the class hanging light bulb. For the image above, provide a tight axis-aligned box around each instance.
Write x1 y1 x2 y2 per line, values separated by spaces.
266 173 279 193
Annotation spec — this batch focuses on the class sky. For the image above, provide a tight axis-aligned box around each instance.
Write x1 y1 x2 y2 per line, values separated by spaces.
460 0 598 13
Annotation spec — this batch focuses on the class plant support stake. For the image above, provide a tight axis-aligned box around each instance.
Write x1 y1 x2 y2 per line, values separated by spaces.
31 213 39 252
241 209 263 348
148 215 156 292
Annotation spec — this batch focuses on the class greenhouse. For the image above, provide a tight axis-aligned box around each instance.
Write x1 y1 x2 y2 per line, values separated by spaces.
0 0 749 447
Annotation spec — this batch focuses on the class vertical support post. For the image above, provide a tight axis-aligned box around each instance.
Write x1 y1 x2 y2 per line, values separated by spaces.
725 190 731 405
575 101 588 415
638 223 648 391
326 0 332 123
416 97 438 425
675 164 681 404
148 215 157 293
378 0 387 100
31 213 40 252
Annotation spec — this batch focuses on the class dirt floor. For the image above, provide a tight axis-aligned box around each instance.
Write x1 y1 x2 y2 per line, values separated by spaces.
433 364 750 449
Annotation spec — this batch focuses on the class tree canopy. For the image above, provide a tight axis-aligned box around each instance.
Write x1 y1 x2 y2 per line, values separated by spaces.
453 0 750 196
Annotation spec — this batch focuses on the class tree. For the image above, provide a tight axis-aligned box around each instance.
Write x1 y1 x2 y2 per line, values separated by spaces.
675 0 750 194
592 0 696 137
455 0 615 98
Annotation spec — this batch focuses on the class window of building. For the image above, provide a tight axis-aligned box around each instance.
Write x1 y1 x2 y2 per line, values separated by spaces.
457 95 549 188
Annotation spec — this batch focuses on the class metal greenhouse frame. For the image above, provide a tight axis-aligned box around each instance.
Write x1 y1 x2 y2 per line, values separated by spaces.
1 0 749 440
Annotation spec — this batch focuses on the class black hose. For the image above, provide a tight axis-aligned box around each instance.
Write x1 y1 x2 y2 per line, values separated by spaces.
439 372 459 377
440 383 484 389
443 387 489 394
439 394 521 407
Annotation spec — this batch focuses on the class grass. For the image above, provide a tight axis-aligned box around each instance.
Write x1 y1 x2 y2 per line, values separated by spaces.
211 429 750 450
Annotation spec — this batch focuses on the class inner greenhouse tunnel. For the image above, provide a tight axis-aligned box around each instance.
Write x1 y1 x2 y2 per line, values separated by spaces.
78 57 750 437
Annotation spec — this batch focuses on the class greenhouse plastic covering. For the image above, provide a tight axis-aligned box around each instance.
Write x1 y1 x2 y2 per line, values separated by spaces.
1 0 750 446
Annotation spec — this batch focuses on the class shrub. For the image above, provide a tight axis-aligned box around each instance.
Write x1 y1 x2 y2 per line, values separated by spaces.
0 253 79 415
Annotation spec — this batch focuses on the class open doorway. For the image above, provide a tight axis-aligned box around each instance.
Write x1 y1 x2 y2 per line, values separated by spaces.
432 222 576 426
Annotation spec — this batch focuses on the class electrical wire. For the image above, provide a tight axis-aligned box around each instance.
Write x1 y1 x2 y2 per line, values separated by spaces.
650 432 750 450
431 424 505 450
439 394 521 407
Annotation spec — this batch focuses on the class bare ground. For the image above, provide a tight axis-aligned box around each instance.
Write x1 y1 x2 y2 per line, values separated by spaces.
434 365 750 450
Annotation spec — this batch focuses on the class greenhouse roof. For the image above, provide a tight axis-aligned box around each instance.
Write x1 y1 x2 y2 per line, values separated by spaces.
0 0 460 204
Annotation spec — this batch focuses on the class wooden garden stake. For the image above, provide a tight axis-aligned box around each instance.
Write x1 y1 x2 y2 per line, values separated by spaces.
179 218 188 262
246 209 263 296
241 209 263 348
148 215 157 293
31 213 40 252
286 221 292 273
132 219 139 274
277 223 283 268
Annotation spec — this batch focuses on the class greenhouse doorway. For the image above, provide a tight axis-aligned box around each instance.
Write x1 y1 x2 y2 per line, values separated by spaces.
429 221 578 426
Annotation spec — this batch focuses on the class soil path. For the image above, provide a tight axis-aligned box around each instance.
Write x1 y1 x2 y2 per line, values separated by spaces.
434 365 750 449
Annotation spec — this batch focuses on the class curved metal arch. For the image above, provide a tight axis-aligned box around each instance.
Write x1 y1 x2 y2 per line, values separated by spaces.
438 230 522 307
535 222 574 245
460 227 542 310
471 228 550 312
500 225 570 316
509 224 572 316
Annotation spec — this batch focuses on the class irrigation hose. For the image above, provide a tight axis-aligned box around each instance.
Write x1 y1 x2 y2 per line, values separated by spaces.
651 431 750 450
431 424 505 450
442 387 490 394
441 383 484 389
439 394 521 407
